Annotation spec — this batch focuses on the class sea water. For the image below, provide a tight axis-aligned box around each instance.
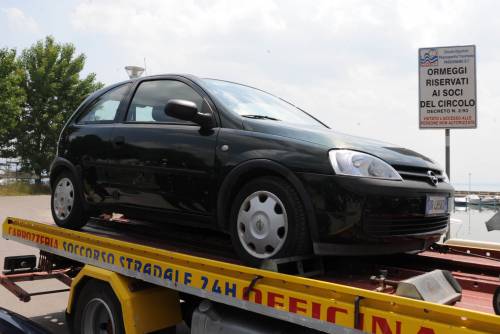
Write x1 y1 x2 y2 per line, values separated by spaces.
450 205 500 242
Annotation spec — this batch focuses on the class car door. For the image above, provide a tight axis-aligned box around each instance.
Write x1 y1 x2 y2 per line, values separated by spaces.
65 83 132 205
108 78 218 218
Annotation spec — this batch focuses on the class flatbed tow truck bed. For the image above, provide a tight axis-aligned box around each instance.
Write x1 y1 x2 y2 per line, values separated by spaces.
2 216 500 334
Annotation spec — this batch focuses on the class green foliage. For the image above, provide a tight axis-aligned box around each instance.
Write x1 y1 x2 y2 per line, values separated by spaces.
13 36 104 181
0 48 25 156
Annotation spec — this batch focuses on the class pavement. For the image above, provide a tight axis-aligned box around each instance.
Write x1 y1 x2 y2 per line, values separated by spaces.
0 195 69 333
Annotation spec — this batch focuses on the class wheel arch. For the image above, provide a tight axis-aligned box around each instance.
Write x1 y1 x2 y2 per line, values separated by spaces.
67 265 182 334
49 157 93 213
216 159 318 241
49 157 80 189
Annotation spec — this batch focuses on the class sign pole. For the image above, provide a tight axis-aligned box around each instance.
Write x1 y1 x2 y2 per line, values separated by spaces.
419 45 476 242
445 128 451 241
445 128 450 179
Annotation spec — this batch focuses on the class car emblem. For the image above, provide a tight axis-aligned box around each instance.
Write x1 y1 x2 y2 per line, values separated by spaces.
256 219 264 232
427 171 438 186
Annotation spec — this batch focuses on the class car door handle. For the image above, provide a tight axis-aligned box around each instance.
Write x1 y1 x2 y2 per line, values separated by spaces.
113 136 125 146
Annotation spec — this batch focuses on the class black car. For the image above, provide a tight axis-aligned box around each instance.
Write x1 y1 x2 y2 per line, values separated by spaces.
50 74 453 264
0 307 51 334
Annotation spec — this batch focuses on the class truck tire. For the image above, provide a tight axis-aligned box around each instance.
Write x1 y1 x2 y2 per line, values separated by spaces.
494 287 500 315
51 171 89 229
72 279 125 334
229 176 311 266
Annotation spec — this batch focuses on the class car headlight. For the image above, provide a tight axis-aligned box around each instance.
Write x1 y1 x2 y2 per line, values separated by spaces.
329 149 402 181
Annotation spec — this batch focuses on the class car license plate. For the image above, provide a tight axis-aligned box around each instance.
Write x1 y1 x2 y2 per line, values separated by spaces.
425 196 448 216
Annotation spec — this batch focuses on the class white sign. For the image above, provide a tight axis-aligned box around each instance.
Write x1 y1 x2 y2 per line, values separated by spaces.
418 45 476 128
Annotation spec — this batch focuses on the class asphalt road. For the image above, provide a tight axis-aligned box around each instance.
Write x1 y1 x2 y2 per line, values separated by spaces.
0 195 69 333
0 195 189 333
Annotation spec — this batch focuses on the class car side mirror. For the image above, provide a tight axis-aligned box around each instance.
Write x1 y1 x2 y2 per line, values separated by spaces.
165 99 214 128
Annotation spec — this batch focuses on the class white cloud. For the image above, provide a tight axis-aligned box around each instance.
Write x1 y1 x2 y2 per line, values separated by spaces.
71 0 286 37
68 0 500 187
1 7 40 34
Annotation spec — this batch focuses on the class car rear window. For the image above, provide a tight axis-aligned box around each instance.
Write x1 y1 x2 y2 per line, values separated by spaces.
77 84 131 124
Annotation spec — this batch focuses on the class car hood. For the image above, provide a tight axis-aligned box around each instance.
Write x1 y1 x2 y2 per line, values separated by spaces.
243 120 441 170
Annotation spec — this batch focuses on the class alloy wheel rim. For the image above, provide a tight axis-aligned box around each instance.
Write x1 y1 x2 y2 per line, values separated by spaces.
81 298 116 334
237 190 288 259
53 177 74 220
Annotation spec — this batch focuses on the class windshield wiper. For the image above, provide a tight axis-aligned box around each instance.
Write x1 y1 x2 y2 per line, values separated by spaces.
241 114 281 121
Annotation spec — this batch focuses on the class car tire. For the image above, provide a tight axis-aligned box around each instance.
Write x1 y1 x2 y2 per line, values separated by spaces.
71 279 125 334
51 171 89 229
229 176 311 266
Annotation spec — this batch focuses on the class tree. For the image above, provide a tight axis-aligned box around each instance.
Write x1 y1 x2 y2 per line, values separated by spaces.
14 36 103 182
0 48 25 157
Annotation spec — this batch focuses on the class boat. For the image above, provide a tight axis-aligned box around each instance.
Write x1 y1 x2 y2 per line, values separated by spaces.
454 197 468 206
466 194 481 205
481 196 499 206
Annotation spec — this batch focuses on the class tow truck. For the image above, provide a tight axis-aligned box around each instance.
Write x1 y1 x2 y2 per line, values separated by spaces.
1 216 500 333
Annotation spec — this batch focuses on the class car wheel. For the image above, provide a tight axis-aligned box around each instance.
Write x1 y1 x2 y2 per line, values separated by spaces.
51 171 89 229
72 280 125 334
229 176 311 265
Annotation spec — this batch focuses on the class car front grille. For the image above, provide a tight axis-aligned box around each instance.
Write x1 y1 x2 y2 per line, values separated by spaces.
393 165 446 184
363 214 449 237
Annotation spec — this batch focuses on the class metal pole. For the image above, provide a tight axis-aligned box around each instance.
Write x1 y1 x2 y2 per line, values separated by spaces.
445 128 451 241
445 129 450 179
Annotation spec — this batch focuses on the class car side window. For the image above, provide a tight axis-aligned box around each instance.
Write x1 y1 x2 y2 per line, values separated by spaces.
126 80 204 124
77 84 131 124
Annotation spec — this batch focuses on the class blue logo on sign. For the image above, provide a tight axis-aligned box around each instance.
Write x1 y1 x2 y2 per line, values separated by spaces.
420 49 438 67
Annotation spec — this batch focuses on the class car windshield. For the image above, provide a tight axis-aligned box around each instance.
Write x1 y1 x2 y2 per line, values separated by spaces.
202 79 326 127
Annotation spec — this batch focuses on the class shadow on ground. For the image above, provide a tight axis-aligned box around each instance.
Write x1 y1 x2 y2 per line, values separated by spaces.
31 311 68 334
30 311 189 334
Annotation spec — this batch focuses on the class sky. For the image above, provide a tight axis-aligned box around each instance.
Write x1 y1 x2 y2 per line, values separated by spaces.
1 0 499 190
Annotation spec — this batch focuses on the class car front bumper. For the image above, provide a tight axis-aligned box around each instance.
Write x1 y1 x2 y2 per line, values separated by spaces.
297 172 454 255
